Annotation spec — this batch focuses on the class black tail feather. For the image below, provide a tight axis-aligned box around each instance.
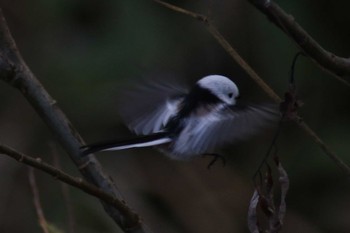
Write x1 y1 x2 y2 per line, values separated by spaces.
81 132 170 155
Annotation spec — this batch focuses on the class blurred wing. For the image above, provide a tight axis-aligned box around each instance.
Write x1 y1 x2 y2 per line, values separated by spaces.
118 80 187 135
173 103 279 155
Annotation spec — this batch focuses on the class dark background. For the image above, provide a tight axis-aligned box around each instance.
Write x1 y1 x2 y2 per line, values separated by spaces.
0 0 350 232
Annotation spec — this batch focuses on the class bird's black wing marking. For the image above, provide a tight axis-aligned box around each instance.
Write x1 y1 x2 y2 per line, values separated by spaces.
118 80 187 135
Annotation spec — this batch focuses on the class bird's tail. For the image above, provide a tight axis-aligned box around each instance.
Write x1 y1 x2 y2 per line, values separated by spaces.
81 132 171 155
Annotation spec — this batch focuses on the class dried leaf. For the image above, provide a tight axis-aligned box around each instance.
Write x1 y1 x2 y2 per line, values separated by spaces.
271 158 290 232
279 85 302 121
249 158 289 233
266 164 274 194
259 194 274 217
247 190 260 233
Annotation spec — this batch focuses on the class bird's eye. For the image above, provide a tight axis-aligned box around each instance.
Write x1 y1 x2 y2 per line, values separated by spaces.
228 93 233 98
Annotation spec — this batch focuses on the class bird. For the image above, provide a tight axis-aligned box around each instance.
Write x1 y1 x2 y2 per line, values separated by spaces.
81 75 278 161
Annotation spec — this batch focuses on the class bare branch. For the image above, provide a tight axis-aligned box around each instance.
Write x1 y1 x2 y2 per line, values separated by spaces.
205 23 281 102
246 0 350 87
154 1 350 177
154 0 280 102
0 144 141 231
154 0 207 22
0 8 148 232
28 168 50 233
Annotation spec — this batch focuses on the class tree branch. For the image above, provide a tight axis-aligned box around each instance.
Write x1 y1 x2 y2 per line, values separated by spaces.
154 0 350 177
0 144 141 231
246 0 350 87
28 168 50 233
0 9 147 233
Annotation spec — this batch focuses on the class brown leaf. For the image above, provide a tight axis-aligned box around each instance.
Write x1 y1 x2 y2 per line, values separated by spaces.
247 190 261 233
271 158 290 232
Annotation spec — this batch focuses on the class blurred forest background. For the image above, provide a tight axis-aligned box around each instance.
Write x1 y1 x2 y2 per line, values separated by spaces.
0 0 350 233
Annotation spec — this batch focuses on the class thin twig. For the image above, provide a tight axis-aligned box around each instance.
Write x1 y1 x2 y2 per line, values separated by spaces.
246 0 350 88
154 0 280 102
51 143 76 233
28 168 50 233
253 119 283 184
205 23 281 102
0 144 141 231
154 0 208 22
298 121 350 175
154 0 350 177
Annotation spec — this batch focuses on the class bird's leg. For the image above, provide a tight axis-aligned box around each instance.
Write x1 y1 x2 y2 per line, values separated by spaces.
202 153 226 169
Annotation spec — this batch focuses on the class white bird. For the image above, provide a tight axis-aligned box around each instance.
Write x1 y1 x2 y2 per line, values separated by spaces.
82 75 277 161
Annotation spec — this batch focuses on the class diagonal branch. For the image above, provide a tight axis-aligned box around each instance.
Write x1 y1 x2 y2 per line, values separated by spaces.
154 0 280 102
246 0 350 88
0 144 140 230
154 0 350 177
0 9 147 233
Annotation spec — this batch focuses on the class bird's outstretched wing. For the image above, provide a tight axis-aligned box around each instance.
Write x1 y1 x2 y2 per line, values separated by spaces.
118 80 187 135
172 103 279 155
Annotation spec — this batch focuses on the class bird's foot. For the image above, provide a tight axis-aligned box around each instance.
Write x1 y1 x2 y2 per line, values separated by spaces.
202 153 226 169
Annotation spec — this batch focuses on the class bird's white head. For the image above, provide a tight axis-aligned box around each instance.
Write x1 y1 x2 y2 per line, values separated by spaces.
197 75 239 105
